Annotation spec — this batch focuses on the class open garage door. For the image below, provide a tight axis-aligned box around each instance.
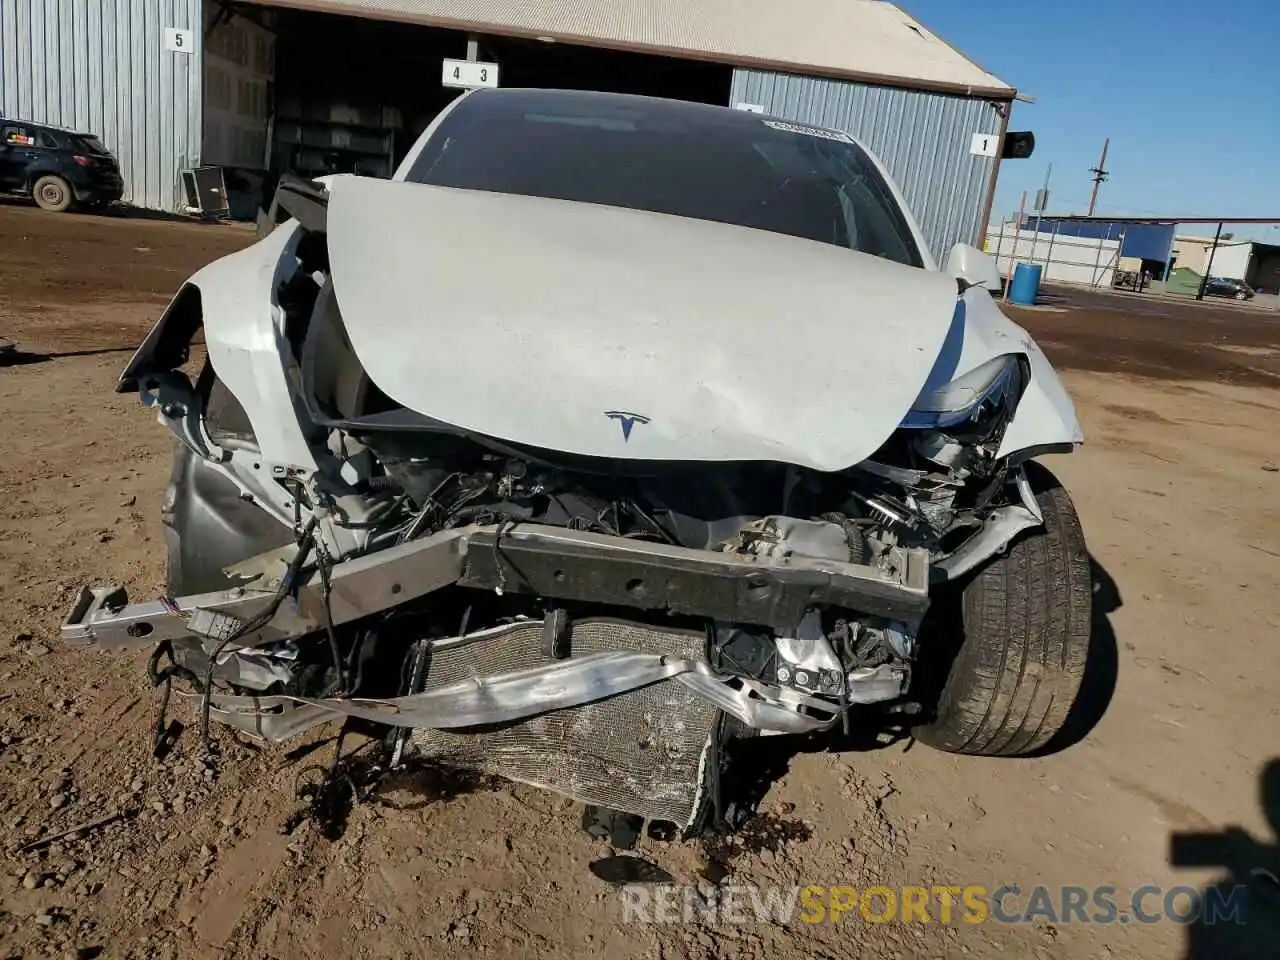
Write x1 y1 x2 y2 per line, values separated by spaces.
1247 247 1280 294
207 4 731 212
203 5 278 216
269 8 731 178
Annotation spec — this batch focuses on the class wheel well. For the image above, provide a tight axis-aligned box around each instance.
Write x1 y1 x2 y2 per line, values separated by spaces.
26 169 67 189
117 284 204 392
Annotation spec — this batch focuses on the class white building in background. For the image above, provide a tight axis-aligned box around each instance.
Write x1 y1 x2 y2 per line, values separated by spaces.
1172 236 1249 279
1203 242 1255 282
985 221 1120 288
1172 235 1280 291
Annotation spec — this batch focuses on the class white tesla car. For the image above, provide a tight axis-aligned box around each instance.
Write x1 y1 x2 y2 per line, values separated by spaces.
65 88 1090 837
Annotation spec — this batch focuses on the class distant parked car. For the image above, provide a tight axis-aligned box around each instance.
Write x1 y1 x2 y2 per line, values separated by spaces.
1204 277 1254 301
0 120 124 212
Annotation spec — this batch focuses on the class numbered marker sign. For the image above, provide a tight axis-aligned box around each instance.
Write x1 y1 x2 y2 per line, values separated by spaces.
164 27 193 54
442 59 500 90
970 132 999 157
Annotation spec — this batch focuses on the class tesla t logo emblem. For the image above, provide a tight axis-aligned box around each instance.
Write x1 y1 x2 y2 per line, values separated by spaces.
605 411 650 441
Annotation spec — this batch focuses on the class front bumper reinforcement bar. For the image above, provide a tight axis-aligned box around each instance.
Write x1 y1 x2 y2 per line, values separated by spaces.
62 523 930 651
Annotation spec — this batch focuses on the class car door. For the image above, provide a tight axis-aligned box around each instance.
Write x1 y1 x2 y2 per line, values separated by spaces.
0 124 38 190
35 127 68 162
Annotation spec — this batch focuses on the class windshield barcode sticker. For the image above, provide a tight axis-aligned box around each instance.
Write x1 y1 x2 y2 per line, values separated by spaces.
763 120 853 143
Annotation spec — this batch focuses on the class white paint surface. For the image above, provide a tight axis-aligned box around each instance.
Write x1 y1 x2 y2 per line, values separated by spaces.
970 132 999 157
164 28 194 54
1201 241 1253 281
325 176 964 472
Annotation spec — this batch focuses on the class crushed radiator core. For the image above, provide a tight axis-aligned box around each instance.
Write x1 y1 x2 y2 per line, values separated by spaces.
404 618 718 827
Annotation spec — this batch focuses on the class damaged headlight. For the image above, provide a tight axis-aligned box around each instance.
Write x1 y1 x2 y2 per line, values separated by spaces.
901 354 1022 431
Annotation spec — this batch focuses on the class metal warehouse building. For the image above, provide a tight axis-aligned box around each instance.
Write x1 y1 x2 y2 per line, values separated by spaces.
0 0 1018 259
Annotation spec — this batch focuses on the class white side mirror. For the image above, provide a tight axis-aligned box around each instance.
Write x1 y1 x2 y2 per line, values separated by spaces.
946 243 1001 292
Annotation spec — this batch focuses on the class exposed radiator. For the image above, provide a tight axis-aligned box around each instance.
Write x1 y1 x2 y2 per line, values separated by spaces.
404 617 718 827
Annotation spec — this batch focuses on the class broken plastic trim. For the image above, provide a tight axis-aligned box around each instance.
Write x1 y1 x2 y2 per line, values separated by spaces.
273 174 329 234
933 503 1040 581
138 366 228 464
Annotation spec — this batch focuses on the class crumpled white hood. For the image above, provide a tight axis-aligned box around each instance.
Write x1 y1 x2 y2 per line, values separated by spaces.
326 176 963 472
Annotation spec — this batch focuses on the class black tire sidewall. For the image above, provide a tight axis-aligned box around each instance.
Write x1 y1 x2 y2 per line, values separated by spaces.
914 461 1092 756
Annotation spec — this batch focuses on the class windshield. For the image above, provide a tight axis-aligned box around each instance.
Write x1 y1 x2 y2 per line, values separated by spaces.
406 90 923 267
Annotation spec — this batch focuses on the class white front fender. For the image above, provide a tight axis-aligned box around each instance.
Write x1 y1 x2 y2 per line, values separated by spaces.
956 288 1084 459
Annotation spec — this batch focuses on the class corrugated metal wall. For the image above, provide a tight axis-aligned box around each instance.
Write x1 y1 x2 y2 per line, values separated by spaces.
0 6 1000 224
0 0 202 211
731 69 1003 262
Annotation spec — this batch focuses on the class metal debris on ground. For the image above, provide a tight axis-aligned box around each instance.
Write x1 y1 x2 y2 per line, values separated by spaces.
15 810 131 854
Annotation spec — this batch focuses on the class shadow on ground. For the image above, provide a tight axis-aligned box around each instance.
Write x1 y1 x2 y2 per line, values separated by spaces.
0 345 139 367
99 204 233 225
0 194 236 225
1174 759 1280 959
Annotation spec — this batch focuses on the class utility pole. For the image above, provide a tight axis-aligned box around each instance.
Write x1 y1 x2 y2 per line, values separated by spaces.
1087 139 1110 216
1003 190 1028 302
1030 162 1052 264
1196 222 1224 301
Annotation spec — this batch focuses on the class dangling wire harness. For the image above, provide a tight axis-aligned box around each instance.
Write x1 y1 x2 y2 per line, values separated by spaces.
198 515 320 751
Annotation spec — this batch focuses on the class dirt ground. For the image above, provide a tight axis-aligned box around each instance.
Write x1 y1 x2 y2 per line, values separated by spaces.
1 200 1278 960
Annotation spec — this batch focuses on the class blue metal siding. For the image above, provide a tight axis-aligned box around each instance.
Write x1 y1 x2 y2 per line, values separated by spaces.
1021 218 1177 263
731 69 1002 262
0 0 202 211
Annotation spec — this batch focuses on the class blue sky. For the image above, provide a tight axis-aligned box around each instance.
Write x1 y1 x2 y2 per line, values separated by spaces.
902 0 1280 241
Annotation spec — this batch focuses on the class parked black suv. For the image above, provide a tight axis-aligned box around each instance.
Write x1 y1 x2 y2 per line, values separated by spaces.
0 120 124 212
1203 277 1255 301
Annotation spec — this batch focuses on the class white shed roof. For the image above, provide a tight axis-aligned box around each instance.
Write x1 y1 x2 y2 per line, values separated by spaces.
247 0 1015 98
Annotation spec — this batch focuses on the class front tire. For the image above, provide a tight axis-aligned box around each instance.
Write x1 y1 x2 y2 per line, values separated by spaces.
915 462 1091 756
32 175 73 212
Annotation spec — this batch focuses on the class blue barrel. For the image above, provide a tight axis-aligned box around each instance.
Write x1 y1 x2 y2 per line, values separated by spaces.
1008 263 1043 305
